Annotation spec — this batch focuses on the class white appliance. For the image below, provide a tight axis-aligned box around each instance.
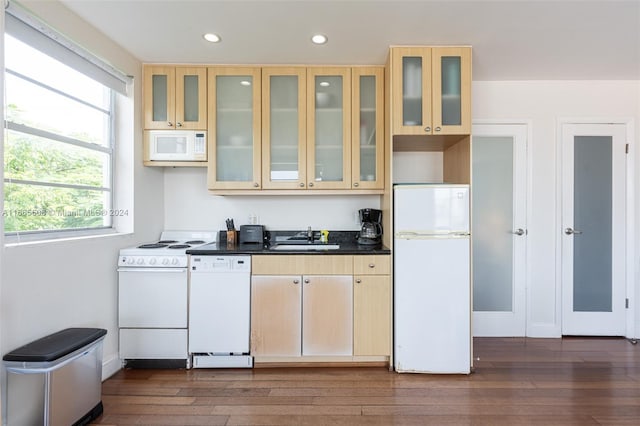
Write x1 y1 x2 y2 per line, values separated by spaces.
117 231 216 368
146 130 206 161
189 255 253 368
393 184 471 374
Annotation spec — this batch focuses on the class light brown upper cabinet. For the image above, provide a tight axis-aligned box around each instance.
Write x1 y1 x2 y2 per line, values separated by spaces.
306 67 352 190
207 67 262 190
391 47 471 136
352 67 385 190
143 65 207 130
261 67 307 190
206 65 384 194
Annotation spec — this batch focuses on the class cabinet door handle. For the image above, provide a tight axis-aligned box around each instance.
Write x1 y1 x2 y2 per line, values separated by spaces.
356 279 362 284
354 182 359 187
304 278 310 284
435 126 442 132
253 183 259 188
293 279 300 284
424 126 431 132
176 122 183 127
167 122 173 127
309 182 314 187
299 182 305 188
368 263 375 269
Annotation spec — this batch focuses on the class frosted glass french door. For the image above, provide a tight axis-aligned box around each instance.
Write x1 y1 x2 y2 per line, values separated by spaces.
472 123 528 337
561 123 627 336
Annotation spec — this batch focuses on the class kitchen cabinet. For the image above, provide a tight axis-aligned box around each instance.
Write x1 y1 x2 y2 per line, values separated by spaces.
261 66 384 191
352 67 385 190
207 67 262 190
306 67 352 189
250 275 301 356
251 255 353 358
250 254 391 364
390 46 471 136
261 67 307 189
353 255 391 356
302 275 353 356
143 65 207 130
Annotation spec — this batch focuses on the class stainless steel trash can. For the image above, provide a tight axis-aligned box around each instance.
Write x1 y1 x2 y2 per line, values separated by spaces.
2 328 107 426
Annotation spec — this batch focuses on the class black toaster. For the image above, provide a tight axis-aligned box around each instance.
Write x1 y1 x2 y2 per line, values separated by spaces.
239 225 265 244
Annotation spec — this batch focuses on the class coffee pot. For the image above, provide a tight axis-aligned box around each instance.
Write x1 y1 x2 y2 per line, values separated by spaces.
357 208 382 245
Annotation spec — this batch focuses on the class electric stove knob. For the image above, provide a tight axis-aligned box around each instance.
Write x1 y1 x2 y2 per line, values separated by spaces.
127 257 135 265
136 258 144 265
171 258 179 265
149 258 157 265
162 258 170 265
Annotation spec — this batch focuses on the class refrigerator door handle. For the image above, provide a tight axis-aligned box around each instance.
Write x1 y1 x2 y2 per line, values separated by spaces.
395 231 470 239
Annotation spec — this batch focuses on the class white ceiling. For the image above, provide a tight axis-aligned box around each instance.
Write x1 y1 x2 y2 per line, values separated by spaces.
57 0 640 81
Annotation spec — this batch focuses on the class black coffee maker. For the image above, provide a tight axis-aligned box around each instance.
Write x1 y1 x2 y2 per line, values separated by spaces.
357 208 383 245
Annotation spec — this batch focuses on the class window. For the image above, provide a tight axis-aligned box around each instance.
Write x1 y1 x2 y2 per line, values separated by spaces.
3 4 131 239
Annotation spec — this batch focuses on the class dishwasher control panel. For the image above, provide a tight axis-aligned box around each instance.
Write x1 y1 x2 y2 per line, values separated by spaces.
190 255 251 272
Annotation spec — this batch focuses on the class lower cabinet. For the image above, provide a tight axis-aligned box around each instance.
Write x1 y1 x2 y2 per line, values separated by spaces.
353 254 391 356
251 274 352 357
354 275 391 356
250 275 301 356
302 275 353 356
250 254 390 364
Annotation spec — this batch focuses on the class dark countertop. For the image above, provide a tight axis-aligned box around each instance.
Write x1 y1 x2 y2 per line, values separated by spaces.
186 230 390 256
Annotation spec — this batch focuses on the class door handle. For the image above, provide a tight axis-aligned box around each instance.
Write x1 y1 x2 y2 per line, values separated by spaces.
565 227 583 235
512 228 525 236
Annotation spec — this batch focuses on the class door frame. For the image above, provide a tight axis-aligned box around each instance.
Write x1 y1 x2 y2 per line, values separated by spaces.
471 120 532 336
556 118 635 338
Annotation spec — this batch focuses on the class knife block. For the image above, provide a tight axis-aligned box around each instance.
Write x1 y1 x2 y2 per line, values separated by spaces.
226 230 237 249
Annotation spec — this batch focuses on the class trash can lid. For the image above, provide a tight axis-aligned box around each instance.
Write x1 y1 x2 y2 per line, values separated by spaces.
3 328 107 362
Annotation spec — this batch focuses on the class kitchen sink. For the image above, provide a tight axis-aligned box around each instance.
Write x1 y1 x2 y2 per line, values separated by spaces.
270 244 341 251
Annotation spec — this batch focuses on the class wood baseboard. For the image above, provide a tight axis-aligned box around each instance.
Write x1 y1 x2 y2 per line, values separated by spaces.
253 355 389 368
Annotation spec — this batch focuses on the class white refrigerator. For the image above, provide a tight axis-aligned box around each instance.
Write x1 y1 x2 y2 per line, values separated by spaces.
393 184 471 374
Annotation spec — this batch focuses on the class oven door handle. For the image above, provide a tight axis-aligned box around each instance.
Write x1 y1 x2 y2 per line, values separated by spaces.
117 268 186 273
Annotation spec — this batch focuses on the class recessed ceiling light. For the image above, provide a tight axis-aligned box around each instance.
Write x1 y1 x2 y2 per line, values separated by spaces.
240 80 251 86
319 81 330 87
311 34 328 45
203 33 221 43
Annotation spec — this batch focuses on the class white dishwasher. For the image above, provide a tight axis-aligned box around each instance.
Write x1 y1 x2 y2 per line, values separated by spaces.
189 255 253 368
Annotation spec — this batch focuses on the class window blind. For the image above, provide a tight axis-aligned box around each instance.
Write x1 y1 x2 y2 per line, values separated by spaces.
5 0 132 94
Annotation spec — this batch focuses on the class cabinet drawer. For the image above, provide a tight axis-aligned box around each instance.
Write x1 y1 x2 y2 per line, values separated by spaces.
353 255 390 275
252 255 307 275
252 255 353 275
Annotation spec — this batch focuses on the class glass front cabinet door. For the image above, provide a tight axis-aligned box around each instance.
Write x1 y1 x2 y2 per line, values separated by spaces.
143 65 207 130
306 67 351 190
262 67 307 189
391 46 471 136
207 67 262 190
352 67 384 190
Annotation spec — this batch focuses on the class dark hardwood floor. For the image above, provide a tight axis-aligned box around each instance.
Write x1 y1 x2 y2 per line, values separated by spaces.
92 337 640 425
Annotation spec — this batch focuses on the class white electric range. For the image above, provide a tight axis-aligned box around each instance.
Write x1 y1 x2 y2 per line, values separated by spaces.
117 230 216 368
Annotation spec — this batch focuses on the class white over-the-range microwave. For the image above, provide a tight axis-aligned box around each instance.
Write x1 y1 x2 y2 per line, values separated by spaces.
146 130 207 162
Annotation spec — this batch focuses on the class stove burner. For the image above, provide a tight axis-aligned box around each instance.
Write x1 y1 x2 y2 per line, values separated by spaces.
158 240 178 244
186 240 206 245
138 243 169 249
168 244 191 249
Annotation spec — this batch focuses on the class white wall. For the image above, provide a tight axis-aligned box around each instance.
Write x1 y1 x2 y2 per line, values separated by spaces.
0 0 163 379
473 80 640 337
163 168 381 232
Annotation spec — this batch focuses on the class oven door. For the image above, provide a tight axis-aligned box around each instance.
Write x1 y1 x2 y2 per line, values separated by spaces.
118 267 188 328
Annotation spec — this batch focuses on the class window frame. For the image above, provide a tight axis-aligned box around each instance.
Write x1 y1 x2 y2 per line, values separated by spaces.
3 3 130 243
